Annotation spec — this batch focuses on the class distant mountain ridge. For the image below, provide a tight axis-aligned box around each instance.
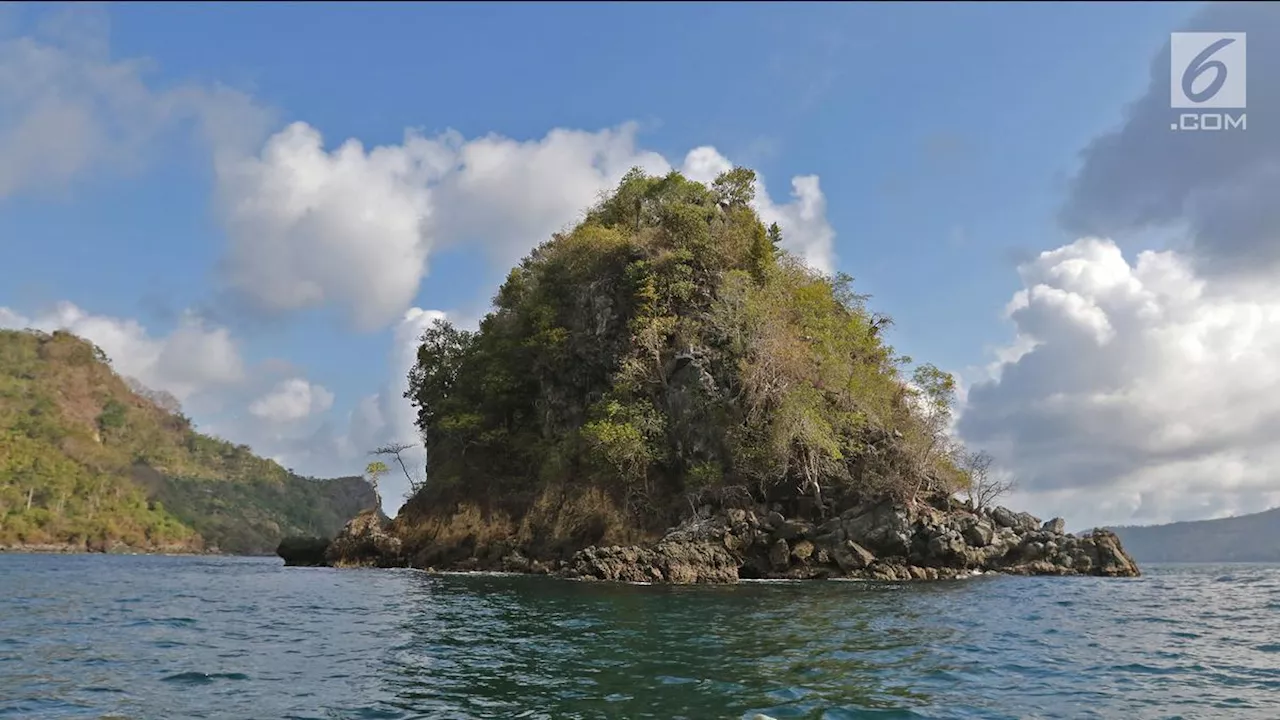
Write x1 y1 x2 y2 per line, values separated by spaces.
1110 507 1280 564
0 328 375 555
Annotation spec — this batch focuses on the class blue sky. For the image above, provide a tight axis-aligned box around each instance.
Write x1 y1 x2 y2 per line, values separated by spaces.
4 2 1277 527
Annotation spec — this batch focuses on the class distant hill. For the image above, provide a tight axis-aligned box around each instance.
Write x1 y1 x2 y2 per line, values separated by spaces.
0 328 375 555
1110 508 1280 563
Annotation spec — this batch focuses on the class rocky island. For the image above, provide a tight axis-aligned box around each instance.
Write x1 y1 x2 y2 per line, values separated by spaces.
293 166 1139 583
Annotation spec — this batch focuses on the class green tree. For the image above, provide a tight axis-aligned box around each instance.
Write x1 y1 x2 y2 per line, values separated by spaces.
400 166 971 549
365 461 389 505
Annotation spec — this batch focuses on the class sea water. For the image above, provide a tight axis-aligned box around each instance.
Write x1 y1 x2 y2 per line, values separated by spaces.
2 554 1278 719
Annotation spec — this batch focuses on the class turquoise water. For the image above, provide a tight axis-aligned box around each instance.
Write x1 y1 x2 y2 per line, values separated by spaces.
2 555 1279 719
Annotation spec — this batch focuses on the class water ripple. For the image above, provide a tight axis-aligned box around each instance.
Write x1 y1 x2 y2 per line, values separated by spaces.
3 557 1280 718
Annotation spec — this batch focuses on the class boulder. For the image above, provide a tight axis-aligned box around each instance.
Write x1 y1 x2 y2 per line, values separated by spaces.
1042 517 1067 535
1080 529 1140 577
324 511 405 568
276 536 330 567
762 511 785 530
774 519 812 541
561 541 739 584
832 540 875 571
991 506 1020 529
842 502 913 556
961 518 995 548
1013 511 1041 532
768 538 791 569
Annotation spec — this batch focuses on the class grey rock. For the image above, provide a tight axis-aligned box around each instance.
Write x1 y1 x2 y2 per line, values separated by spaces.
991 506 1020 529
774 519 812 541
768 538 790 569
962 519 995 548
1042 517 1067 534
833 540 876 571
325 511 405 568
843 502 913 556
562 540 739 584
1013 512 1042 532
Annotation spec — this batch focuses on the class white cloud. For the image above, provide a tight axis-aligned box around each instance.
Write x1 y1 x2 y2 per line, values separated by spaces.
960 237 1280 527
214 122 838 331
215 122 446 331
242 307 455 515
248 378 335 424
428 123 671 269
0 7 268 199
0 301 245 402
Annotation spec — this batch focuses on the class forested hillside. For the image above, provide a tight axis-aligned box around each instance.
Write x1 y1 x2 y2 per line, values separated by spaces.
1112 508 1280 563
0 329 374 554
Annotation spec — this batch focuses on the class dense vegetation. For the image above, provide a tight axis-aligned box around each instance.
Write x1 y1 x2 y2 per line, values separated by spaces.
402 167 975 554
0 329 374 554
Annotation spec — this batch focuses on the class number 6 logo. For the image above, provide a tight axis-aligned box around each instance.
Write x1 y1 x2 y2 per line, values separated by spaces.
1170 33 1247 109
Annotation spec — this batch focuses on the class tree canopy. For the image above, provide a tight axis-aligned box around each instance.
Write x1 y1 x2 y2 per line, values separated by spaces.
403 167 972 538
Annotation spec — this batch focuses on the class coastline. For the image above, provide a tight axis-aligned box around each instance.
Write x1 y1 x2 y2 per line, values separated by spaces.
0 543 221 557
306 496 1142 584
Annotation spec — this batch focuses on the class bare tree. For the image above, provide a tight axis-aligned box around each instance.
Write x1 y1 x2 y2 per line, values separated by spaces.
370 442 425 494
962 449 1015 511
125 376 183 416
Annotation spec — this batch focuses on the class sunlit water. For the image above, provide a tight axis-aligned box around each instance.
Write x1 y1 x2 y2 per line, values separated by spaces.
2 555 1279 719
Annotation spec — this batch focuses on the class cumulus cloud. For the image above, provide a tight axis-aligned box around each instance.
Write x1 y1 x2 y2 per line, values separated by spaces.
214 122 838 331
1060 3 1280 276
0 301 245 402
0 5 268 199
235 307 454 514
215 122 446 331
248 378 335 424
960 238 1280 527
959 3 1280 528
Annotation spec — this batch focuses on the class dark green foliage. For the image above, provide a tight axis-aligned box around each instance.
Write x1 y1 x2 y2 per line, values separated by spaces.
97 399 127 433
0 329 375 553
404 167 970 531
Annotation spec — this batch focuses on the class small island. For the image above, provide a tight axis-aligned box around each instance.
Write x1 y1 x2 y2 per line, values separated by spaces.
289 167 1139 583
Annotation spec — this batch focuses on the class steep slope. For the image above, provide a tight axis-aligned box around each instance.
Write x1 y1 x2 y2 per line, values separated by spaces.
0 329 375 554
1111 508 1280 563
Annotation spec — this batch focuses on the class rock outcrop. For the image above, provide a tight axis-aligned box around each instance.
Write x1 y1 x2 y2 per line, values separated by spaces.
276 536 331 567
560 518 741 583
562 499 1140 584
324 511 406 568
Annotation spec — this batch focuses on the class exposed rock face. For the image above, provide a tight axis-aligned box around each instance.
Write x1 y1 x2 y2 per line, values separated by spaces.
276 536 330 567
561 500 1141 584
324 511 406 568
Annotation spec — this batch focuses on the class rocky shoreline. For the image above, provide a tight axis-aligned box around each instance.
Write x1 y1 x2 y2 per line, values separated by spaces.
286 497 1140 583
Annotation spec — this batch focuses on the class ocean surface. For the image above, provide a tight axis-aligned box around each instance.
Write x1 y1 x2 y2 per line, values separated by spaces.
2 556 1279 719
